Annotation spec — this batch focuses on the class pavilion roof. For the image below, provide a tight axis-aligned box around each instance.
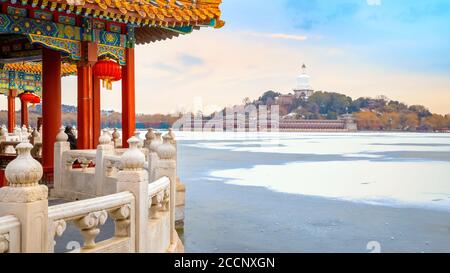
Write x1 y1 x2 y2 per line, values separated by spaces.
47 0 224 27
2 63 77 77
34 0 224 44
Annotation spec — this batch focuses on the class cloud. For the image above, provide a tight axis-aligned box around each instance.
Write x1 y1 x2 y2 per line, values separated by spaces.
366 0 381 6
250 32 308 41
179 54 204 66
153 62 182 73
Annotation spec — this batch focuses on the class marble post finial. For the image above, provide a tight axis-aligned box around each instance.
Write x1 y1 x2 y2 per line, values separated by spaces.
120 137 146 171
156 134 176 160
0 142 48 203
99 129 112 145
56 126 68 142
149 132 163 153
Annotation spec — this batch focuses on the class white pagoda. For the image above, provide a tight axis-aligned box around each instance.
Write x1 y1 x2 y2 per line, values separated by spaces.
294 64 314 100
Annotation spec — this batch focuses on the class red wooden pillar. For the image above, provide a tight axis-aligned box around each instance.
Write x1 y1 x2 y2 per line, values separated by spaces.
7 89 17 133
122 48 136 148
21 99 28 127
93 75 101 147
77 64 93 149
77 42 97 149
42 48 62 174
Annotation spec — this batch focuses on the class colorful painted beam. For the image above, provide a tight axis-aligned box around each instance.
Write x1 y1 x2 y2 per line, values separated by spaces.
0 62 76 96
0 13 129 64
0 0 224 49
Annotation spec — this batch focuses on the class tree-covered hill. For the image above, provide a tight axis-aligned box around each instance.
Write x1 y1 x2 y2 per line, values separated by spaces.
248 91 449 132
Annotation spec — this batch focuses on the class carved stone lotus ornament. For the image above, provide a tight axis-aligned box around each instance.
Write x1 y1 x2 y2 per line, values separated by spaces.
0 143 48 203
112 128 120 139
149 132 163 153
56 126 68 142
156 134 176 160
144 128 155 148
120 137 145 170
6 143 43 187
99 129 112 145
145 128 155 141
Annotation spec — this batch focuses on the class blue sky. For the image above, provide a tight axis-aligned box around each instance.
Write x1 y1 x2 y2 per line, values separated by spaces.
222 0 450 75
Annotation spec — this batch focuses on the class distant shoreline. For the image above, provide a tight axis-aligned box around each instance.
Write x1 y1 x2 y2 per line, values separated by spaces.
167 129 450 134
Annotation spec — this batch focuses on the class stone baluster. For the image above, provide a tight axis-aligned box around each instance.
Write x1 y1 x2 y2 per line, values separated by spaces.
48 219 67 252
155 134 177 247
74 210 108 249
165 130 184 228
95 130 114 195
0 143 48 252
112 128 121 148
21 125 28 141
30 129 38 145
148 132 163 182
150 191 165 220
164 128 177 160
144 128 155 149
109 204 132 238
0 234 9 253
116 137 148 252
53 127 70 198
105 160 115 177
13 126 21 141
166 128 176 144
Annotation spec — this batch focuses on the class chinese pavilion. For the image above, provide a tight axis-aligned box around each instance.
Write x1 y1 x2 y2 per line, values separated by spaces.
0 0 224 176
1 62 77 129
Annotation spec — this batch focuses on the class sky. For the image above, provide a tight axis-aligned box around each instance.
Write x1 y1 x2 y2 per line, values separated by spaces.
3 0 449 114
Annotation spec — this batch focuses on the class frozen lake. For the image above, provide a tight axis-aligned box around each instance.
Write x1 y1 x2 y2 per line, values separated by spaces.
137 131 450 252
176 132 450 211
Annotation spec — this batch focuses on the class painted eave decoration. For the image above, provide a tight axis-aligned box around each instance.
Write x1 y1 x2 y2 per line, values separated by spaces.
43 0 225 44
0 62 77 96
2 62 77 77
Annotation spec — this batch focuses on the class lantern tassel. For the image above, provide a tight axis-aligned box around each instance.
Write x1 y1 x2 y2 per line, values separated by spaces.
107 80 112 90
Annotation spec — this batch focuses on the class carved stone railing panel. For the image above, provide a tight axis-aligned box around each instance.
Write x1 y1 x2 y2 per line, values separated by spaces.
63 150 97 172
0 215 20 253
148 177 170 220
103 154 123 178
48 191 135 253
74 210 108 249
109 204 132 238
0 141 20 155
0 234 9 253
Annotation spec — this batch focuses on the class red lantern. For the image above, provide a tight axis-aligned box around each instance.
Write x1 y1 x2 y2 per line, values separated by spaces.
19 92 35 103
30 94 41 105
20 92 41 108
93 58 122 90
